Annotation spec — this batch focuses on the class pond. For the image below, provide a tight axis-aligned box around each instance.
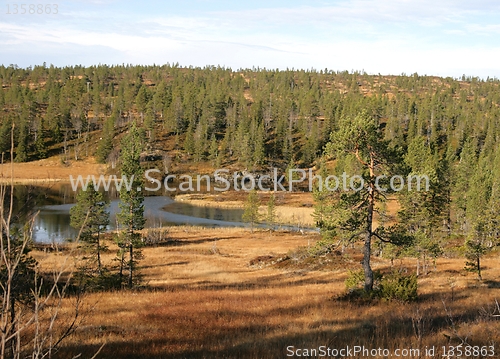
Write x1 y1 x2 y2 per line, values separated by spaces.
4 184 245 243
35 196 246 243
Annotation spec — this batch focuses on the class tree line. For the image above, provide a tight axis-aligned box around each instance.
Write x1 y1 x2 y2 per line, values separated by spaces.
1 64 499 170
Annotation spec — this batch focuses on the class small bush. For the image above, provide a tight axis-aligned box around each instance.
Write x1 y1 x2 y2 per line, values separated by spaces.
344 269 417 302
308 238 337 256
287 246 309 262
345 269 365 291
379 271 418 302
345 269 383 291
142 228 170 246
74 268 123 291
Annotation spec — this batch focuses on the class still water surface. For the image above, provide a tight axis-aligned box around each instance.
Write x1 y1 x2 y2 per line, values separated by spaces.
35 197 245 243
8 185 245 243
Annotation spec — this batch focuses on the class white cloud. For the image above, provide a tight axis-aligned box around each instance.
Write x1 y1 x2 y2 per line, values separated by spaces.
465 23 500 35
211 0 493 27
1 1 500 76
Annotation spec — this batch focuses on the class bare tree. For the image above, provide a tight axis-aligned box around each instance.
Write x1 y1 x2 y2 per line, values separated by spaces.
0 124 100 358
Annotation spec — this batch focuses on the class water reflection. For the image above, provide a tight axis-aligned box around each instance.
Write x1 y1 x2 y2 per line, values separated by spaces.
161 202 244 223
6 184 313 244
33 196 245 243
34 204 78 243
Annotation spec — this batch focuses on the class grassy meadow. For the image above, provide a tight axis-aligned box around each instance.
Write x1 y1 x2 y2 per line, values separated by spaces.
31 226 500 359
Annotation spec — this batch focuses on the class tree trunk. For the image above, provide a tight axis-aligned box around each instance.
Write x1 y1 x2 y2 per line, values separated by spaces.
477 256 482 281
118 248 124 286
10 297 17 358
97 234 102 276
363 192 374 292
423 253 428 275
128 243 133 288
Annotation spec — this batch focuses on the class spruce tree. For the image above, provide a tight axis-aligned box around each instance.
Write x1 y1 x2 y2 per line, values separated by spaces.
398 136 447 275
253 123 266 167
135 85 149 119
242 189 260 233
70 184 109 277
96 115 115 164
463 152 494 280
0 119 12 155
117 122 146 288
265 192 276 229
208 134 218 166
15 118 29 163
452 138 478 235
34 118 47 159
183 124 195 155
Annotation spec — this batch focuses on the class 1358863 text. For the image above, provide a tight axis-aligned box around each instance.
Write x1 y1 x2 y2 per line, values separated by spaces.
5 4 58 15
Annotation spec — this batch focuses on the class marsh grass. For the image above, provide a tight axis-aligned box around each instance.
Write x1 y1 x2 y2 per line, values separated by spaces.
31 227 500 358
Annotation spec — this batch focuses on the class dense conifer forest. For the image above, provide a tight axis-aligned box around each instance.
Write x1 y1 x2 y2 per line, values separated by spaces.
1 64 499 168
1 64 500 277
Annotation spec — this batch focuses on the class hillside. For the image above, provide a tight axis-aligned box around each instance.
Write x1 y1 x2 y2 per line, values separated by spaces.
1 65 499 172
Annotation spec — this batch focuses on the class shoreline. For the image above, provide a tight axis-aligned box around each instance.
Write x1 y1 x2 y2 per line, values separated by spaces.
174 193 316 227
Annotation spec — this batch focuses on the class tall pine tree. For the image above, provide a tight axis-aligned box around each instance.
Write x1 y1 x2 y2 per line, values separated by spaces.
117 122 146 288
70 183 109 277
324 111 402 292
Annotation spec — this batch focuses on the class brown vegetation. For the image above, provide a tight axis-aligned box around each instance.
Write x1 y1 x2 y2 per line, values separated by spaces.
0 156 105 183
31 227 500 358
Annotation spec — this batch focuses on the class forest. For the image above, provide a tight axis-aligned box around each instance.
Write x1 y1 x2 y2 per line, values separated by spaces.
1 64 499 272
1 64 500 357
1 64 499 169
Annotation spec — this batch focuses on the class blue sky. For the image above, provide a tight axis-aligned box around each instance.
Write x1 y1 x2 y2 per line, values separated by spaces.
1 0 500 77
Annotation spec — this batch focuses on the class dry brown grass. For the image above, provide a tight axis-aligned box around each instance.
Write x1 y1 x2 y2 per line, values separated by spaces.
30 227 500 359
0 156 105 183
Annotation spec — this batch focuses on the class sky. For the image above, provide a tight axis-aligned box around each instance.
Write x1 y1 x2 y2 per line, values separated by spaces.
1 0 500 77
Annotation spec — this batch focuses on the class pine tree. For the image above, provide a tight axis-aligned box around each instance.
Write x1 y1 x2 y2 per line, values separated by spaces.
398 136 447 275
324 111 402 292
242 189 260 233
144 105 155 143
208 134 218 166
0 225 37 354
70 184 109 277
117 122 146 288
312 159 336 240
265 192 276 229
